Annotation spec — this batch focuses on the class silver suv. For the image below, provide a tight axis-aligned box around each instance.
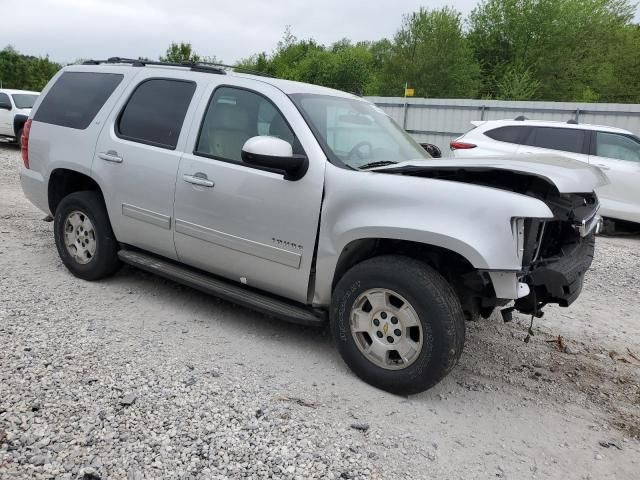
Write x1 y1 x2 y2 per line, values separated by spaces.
20 58 606 394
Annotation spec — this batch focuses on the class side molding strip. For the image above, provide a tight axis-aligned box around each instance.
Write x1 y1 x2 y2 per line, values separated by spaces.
122 203 171 230
175 219 302 269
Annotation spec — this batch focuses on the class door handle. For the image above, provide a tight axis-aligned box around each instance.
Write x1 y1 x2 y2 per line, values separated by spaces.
183 173 214 188
98 150 123 163
595 163 611 170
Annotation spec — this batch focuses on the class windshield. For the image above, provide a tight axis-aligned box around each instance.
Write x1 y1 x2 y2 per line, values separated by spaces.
12 94 38 109
290 94 430 169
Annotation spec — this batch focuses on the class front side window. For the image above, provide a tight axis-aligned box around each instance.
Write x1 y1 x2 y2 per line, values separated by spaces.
196 87 299 163
34 72 123 129
595 132 640 163
12 94 38 109
522 127 585 154
290 94 429 169
117 79 196 150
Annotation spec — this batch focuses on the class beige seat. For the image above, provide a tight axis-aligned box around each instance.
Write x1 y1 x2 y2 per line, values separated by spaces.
202 103 252 162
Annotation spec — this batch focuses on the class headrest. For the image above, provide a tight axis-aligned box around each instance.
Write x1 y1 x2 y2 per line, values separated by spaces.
210 103 249 131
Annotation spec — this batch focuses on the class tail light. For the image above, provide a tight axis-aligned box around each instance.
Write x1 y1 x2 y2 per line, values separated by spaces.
21 119 32 169
449 140 477 150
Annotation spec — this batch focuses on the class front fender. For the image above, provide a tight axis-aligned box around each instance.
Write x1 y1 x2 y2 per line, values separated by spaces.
312 163 554 306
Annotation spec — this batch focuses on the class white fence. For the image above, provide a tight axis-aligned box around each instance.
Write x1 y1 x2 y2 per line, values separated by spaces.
367 97 640 157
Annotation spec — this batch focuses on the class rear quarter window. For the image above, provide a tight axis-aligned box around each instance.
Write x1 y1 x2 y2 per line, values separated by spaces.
34 72 123 129
484 126 527 144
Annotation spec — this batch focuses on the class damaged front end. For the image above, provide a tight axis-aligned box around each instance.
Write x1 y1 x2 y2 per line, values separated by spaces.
513 192 599 315
372 158 605 317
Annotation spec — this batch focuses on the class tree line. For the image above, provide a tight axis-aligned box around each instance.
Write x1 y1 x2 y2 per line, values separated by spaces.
2 0 639 103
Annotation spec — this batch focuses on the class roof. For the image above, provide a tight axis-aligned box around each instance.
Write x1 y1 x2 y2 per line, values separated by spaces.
229 71 359 99
475 118 632 135
65 61 361 100
0 88 40 95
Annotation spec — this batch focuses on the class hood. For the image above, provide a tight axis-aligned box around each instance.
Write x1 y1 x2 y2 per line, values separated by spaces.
372 154 609 194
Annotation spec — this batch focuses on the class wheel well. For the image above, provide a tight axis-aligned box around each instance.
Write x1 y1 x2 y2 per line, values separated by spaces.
48 169 102 214
332 238 497 319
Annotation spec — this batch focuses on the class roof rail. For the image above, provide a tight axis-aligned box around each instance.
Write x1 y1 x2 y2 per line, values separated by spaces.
81 57 275 78
514 115 528 121
82 57 227 75
567 118 579 124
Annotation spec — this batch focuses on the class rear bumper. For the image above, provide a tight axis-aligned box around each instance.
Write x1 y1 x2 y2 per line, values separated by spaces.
515 233 595 314
20 167 50 215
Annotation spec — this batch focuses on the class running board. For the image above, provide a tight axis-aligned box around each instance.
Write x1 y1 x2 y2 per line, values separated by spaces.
117 249 326 327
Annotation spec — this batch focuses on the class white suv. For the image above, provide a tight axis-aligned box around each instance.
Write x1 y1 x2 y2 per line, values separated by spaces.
451 119 640 226
0 88 39 147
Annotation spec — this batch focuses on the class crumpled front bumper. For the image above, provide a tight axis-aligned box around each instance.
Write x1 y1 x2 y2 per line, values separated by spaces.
515 233 595 314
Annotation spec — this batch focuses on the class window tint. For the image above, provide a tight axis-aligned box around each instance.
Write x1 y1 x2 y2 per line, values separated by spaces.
595 132 640 162
12 94 38 109
485 126 526 144
34 72 123 129
196 87 300 163
117 79 195 150
522 127 585 154
0 92 11 108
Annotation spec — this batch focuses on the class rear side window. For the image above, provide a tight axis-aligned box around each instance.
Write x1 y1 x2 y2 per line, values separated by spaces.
34 72 123 129
485 126 526 144
117 79 196 150
523 127 585 154
0 92 11 108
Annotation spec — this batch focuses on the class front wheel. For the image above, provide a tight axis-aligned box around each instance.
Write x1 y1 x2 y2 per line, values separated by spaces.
331 256 465 395
16 128 23 149
53 191 121 280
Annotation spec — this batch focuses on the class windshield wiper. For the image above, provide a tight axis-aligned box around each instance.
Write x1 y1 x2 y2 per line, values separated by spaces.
358 160 398 170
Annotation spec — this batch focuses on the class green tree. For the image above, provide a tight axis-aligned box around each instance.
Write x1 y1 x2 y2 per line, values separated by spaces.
468 0 638 101
160 42 201 63
379 7 481 98
496 62 540 100
0 46 60 90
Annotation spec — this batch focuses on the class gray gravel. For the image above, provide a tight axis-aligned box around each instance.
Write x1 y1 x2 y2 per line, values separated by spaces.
1 143 640 479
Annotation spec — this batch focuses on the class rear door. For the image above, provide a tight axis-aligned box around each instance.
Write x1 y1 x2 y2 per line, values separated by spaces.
173 79 326 303
516 126 590 163
92 71 202 260
589 131 640 223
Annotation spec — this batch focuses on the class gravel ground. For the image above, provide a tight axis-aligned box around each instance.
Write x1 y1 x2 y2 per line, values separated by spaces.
1 143 639 479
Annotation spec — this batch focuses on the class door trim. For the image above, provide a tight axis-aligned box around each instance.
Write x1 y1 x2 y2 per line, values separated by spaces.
174 219 302 269
122 203 171 229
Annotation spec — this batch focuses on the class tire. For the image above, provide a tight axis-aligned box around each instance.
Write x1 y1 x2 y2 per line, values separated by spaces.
53 191 121 280
331 255 465 395
16 128 23 149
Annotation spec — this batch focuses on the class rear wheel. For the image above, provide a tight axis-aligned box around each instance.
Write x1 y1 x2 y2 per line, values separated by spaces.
331 255 465 395
16 128 23 149
53 191 121 280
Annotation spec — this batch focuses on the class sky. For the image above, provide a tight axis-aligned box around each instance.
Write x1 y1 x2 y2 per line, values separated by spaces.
1 0 480 64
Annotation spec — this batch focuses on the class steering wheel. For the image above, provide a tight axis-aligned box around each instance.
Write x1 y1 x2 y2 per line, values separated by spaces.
348 141 373 161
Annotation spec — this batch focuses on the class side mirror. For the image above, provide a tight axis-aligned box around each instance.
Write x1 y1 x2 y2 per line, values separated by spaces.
0 102 12 110
241 136 308 181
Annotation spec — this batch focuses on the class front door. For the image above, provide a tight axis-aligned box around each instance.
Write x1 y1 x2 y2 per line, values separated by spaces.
589 131 640 223
173 79 326 303
92 74 200 260
0 92 13 136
